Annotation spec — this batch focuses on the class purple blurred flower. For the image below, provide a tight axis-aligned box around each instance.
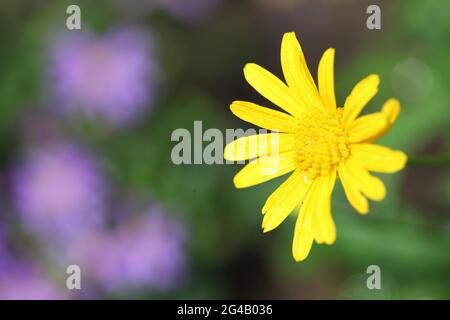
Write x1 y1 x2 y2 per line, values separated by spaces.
157 0 220 23
70 205 186 292
49 27 157 127
11 143 106 245
0 259 66 300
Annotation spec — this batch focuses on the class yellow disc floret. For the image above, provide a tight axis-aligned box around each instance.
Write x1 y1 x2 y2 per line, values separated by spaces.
294 108 349 179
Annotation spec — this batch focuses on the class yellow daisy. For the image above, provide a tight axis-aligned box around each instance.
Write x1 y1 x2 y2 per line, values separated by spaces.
223 32 408 262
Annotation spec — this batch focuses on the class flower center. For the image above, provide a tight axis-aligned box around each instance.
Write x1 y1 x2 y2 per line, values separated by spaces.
294 108 350 179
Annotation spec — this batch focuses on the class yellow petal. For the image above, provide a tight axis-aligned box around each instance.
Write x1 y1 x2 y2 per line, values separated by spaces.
233 151 296 188
323 213 337 245
292 171 337 261
311 170 337 245
382 98 400 124
313 220 324 244
224 133 294 161
343 157 386 201
338 162 369 214
230 101 297 133
343 74 380 124
280 32 323 111
262 170 311 232
348 112 388 143
244 63 302 117
351 143 408 173
292 184 315 262
366 99 401 142
318 48 336 111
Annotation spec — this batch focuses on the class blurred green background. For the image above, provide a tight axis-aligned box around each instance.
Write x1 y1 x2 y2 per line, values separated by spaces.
0 0 449 299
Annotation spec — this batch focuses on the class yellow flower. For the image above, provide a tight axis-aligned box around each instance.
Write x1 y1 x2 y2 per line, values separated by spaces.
224 32 407 262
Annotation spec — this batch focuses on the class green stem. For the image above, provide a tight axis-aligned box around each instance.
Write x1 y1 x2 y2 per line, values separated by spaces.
407 155 450 167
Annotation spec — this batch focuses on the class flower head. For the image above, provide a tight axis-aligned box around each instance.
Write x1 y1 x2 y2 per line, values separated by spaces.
49 27 156 127
11 143 106 245
224 32 407 262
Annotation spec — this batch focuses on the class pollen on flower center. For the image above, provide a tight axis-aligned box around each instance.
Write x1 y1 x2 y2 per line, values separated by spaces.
294 108 350 179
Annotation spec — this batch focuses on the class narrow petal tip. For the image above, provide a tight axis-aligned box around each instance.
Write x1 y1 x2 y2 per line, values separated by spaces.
382 98 401 124
396 151 408 169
